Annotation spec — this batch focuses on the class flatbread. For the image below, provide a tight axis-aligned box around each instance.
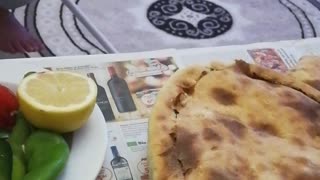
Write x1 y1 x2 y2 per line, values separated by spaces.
148 58 320 180
287 56 320 91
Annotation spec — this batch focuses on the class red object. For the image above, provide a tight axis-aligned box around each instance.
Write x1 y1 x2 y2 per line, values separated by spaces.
107 66 117 77
0 85 19 129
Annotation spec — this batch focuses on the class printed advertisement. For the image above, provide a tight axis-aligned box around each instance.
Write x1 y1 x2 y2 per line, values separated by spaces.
97 119 149 180
101 57 178 122
247 48 300 72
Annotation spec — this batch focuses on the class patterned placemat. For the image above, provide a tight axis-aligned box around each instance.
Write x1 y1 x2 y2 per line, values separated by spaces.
1 0 320 59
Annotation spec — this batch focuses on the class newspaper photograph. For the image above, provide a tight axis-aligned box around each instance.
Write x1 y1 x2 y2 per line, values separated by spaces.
100 57 178 122
247 48 288 72
97 119 149 180
247 48 301 72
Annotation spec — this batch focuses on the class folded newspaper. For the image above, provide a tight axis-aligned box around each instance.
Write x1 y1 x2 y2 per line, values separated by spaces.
5 38 319 180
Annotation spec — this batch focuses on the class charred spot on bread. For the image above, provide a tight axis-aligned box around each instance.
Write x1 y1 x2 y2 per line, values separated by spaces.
282 99 320 123
292 171 320 180
219 117 246 138
202 127 222 142
307 124 320 138
212 88 237 105
291 137 306 147
156 114 167 121
250 122 279 137
282 91 297 99
176 126 200 171
208 169 229 180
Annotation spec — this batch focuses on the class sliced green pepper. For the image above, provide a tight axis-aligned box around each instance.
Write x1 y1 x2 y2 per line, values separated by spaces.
0 139 12 180
24 131 70 180
8 113 31 180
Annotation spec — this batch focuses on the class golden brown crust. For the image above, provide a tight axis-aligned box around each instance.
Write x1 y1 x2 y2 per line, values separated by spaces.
234 60 320 103
149 58 320 180
148 65 209 180
288 56 320 91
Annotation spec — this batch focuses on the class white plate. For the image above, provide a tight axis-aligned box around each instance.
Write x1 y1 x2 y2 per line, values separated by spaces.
1 81 108 180
0 63 45 84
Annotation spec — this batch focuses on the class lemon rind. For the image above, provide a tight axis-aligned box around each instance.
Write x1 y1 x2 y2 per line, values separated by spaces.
17 71 97 113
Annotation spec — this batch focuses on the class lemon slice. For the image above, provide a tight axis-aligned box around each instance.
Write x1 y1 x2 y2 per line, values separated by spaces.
17 71 97 133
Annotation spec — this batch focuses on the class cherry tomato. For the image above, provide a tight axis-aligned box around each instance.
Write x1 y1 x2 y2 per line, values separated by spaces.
0 85 19 129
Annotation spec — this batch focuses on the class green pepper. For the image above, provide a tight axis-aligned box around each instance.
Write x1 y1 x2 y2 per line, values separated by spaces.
24 131 69 180
0 140 12 180
23 71 36 78
0 130 9 139
8 113 31 180
10 156 25 180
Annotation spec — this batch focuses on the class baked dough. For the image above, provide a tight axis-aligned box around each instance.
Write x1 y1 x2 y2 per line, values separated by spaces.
148 57 320 180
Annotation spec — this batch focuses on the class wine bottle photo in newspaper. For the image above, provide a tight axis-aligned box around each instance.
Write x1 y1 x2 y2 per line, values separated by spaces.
107 66 137 113
110 146 134 180
104 57 178 121
87 72 115 121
